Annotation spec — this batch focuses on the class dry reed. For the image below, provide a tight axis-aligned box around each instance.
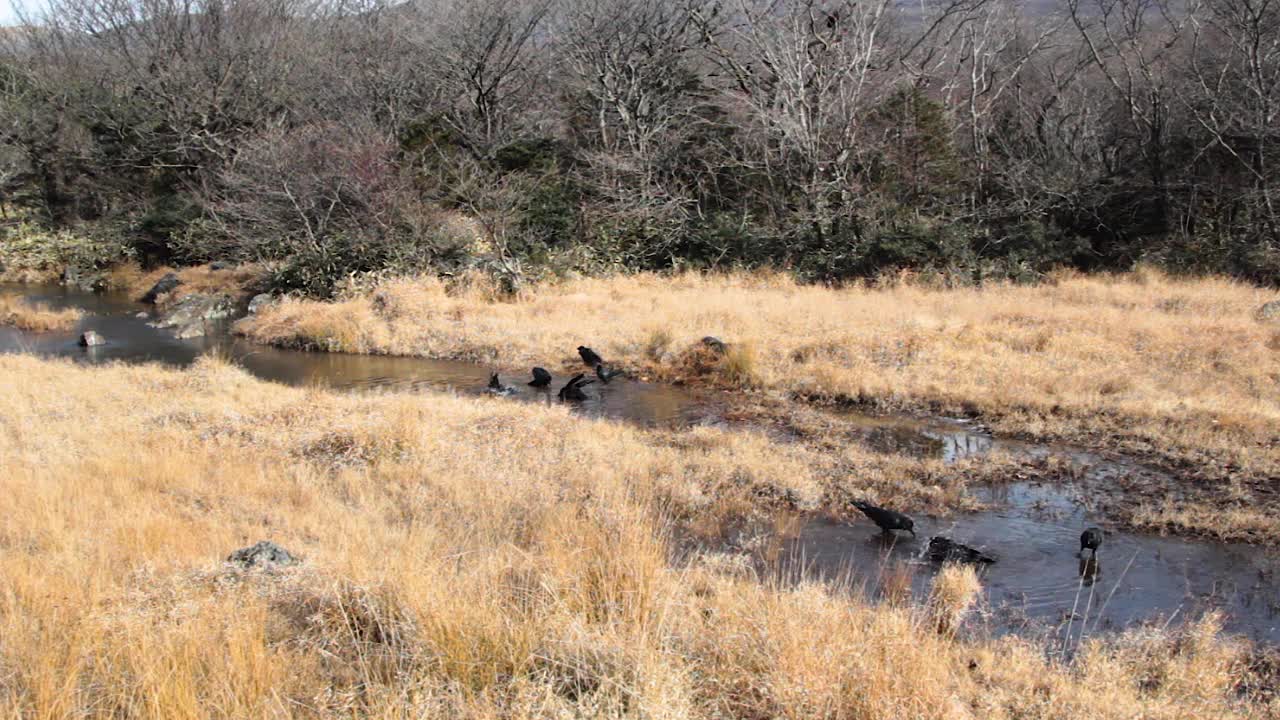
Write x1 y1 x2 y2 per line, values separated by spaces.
0 295 82 331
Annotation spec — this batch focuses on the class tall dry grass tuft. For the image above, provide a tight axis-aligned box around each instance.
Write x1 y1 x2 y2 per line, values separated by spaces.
0 295 82 331
0 355 1272 718
927 564 983 637
720 341 759 387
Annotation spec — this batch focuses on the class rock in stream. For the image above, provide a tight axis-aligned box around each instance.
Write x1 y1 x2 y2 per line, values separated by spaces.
140 272 182 304
151 292 234 339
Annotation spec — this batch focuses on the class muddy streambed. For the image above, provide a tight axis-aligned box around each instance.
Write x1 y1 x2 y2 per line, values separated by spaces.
3 283 1278 645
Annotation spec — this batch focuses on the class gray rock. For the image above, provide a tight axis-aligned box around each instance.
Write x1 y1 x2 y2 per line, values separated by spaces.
227 540 298 568
134 311 149 319
1256 300 1280 322
151 292 233 339
62 265 107 292
209 261 233 271
141 272 181 304
78 330 106 347
701 336 729 354
247 293 274 315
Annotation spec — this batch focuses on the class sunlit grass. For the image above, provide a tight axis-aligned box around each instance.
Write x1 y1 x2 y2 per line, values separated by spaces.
117 262 263 304
0 295 81 331
0 354 1270 718
237 269 1280 490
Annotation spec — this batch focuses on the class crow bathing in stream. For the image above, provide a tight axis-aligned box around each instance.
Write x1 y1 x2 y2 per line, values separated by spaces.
558 373 595 401
1080 527 1103 557
487 372 513 395
595 363 624 384
578 346 604 367
927 536 996 565
529 367 552 388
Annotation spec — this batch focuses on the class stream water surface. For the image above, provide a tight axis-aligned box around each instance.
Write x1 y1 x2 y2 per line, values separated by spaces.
3 283 1277 645
0 283 716 427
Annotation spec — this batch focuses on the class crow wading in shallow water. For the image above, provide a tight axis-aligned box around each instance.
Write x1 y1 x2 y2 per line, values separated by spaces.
1080 527 1103 557
529 367 553 388
487 372 514 395
850 500 916 537
558 373 595 401
595 363 625 384
578 346 604 367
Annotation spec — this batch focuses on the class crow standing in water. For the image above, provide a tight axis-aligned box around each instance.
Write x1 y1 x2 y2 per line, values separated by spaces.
487 372 514 395
528 367 553 388
851 500 916 537
558 373 595 401
595 363 625 384
578 346 604 367
1080 527 1103 557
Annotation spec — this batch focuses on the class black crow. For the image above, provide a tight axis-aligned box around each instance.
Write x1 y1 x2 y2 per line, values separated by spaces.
1080 527 1103 556
927 536 996 565
558 373 595 401
578 346 604 367
595 363 625 384
487 372 514 395
851 500 916 536
529 367 553 388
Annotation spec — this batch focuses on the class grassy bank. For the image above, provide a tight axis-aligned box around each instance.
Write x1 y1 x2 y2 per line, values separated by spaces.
0 221 134 285
235 269 1280 503
0 295 82 331
0 355 1273 718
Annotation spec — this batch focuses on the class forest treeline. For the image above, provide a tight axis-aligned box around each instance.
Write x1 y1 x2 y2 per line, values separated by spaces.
1 0 1277 295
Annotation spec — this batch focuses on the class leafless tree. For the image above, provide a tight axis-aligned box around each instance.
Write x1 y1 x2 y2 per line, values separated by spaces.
426 0 554 150
1186 0 1280 240
939 0 1065 203
1068 0 1197 237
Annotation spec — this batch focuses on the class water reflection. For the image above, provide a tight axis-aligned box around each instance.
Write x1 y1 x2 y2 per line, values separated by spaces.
1078 555 1101 587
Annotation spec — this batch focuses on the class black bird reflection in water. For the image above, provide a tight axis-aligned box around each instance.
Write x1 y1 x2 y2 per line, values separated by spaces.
1078 555 1101 587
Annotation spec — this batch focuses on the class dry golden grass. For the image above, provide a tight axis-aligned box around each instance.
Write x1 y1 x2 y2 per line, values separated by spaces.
114 263 263 304
238 269 1280 490
0 354 1272 718
927 564 983 637
0 295 82 331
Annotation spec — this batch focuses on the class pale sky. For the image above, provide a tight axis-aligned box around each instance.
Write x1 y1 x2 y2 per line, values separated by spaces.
1 0 35 26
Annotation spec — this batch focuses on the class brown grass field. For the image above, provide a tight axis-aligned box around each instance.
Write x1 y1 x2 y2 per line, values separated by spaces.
235 269 1280 538
0 295 82 332
1 354 1275 718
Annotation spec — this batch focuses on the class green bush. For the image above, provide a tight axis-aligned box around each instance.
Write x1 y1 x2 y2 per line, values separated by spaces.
0 222 134 283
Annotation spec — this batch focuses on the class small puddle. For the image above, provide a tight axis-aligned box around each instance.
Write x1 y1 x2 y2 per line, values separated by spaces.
706 482 1280 645
0 284 719 428
6 283 1280 645
834 412 996 461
